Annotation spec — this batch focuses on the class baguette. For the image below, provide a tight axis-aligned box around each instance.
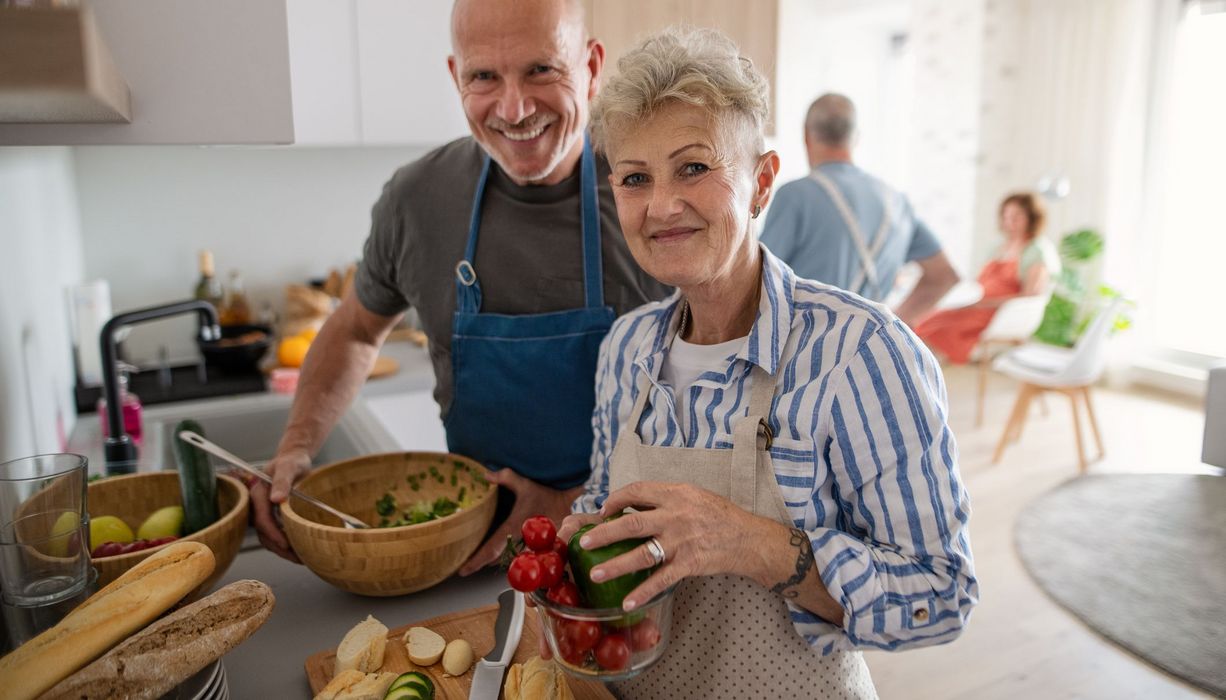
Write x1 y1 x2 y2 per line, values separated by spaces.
313 669 366 700
504 656 575 700
335 615 388 675
335 671 397 700
0 540 215 700
38 579 275 700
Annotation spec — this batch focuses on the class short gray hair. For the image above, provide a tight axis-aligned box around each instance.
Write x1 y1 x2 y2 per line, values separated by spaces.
805 93 856 147
591 26 770 156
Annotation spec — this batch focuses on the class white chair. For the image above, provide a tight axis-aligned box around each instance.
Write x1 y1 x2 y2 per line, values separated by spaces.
991 299 1123 471
973 293 1051 426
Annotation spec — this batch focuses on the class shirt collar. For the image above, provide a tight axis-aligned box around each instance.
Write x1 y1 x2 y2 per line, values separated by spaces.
634 244 794 378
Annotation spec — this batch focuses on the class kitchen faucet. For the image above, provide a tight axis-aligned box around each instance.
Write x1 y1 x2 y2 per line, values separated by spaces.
100 300 221 475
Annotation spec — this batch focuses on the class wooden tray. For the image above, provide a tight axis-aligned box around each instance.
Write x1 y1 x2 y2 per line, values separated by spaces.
305 605 614 699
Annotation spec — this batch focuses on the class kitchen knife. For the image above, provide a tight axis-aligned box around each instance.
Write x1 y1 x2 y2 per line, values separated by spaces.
469 588 525 700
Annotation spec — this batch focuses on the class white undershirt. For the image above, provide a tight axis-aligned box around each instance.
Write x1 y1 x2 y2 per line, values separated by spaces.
659 333 749 440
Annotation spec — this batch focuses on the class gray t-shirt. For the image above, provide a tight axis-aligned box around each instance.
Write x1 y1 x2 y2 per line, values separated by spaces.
355 137 671 418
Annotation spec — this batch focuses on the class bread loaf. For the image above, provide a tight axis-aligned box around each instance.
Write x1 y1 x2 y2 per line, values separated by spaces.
38 579 275 700
0 540 215 700
313 669 366 700
334 671 397 700
335 615 388 675
504 656 575 700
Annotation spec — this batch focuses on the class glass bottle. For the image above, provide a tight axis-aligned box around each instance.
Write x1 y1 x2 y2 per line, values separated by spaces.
97 370 143 446
193 250 223 311
219 269 253 326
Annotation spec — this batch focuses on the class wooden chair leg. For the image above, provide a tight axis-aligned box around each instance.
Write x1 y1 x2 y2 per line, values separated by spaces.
1081 387 1104 460
1066 389 1087 472
1012 384 1037 446
993 383 1035 464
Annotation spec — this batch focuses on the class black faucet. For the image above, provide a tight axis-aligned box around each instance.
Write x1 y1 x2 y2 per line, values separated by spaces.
100 300 221 475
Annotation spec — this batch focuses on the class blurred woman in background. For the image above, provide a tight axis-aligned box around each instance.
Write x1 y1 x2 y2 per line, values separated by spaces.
914 192 1059 363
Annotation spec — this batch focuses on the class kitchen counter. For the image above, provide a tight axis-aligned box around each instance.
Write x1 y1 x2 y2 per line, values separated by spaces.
215 549 509 698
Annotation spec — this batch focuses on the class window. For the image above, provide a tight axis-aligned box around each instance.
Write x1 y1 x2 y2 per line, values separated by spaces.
1150 4 1226 360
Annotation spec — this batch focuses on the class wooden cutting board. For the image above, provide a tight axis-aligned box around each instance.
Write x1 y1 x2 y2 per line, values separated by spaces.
305 605 614 699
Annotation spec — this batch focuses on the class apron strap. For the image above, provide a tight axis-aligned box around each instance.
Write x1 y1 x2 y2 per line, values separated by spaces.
730 365 776 513
456 137 605 315
579 137 604 309
809 169 893 298
455 156 493 314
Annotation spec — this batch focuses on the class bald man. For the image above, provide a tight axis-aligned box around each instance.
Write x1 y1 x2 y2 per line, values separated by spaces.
250 0 669 573
761 93 958 325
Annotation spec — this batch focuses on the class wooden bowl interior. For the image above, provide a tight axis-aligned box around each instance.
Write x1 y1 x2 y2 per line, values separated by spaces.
292 452 493 530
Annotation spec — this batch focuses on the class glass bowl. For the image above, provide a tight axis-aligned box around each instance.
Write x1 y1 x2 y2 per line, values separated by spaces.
530 586 674 682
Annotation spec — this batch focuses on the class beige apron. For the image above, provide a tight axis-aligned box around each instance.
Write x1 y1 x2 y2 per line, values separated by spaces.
608 364 877 699
809 169 893 299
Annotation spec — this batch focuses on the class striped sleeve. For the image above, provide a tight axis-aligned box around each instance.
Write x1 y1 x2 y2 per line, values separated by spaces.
797 320 977 652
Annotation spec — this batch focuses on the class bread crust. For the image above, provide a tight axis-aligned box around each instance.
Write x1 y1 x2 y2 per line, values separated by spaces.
38 578 275 700
0 541 215 700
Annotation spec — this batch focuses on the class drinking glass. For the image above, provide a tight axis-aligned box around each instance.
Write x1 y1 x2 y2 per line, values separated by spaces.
0 454 93 647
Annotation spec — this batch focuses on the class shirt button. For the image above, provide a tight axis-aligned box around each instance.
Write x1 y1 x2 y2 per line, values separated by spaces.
913 608 929 622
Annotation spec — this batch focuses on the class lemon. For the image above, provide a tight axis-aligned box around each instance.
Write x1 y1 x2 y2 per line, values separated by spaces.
137 505 184 540
46 511 81 557
278 335 311 368
89 515 134 551
298 328 319 342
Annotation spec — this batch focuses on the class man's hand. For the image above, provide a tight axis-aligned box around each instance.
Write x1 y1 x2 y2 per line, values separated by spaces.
457 468 582 576
250 449 313 563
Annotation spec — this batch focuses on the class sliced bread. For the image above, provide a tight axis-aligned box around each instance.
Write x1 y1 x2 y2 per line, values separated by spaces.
334 615 388 676
404 626 446 666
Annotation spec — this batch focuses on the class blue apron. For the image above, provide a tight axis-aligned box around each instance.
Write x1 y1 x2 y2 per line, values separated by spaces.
444 138 616 489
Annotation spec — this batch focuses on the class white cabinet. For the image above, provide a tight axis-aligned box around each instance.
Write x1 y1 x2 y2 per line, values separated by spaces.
288 0 468 147
0 0 295 146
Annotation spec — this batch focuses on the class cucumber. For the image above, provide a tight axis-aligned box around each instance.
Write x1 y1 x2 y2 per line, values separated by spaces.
568 522 652 620
383 687 423 700
385 671 432 699
173 420 219 534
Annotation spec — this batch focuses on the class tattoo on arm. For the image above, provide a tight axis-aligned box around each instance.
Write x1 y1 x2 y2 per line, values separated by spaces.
769 528 815 599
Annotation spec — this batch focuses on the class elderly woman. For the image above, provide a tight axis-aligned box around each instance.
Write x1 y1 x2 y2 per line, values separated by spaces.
557 27 978 699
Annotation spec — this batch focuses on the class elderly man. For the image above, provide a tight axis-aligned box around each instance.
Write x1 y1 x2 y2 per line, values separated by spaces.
760 93 958 325
250 0 669 573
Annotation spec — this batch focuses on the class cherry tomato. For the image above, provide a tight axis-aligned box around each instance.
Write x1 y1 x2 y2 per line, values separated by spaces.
546 580 581 608
536 551 565 589
629 618 661 651
521 516 557 553
506 553 543 592
555 633 588 666
562 619 602 653
551 536 567 559
594 633 630 671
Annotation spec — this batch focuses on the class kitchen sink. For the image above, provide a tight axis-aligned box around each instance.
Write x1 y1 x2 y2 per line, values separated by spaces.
68 392 401 476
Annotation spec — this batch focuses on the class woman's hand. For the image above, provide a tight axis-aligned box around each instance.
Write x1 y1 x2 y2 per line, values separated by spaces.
576 481 762 611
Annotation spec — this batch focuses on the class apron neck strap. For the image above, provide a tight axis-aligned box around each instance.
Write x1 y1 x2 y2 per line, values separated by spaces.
456 137 604 314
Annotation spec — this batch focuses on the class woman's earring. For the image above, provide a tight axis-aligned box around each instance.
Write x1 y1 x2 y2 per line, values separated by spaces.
752 204 762 219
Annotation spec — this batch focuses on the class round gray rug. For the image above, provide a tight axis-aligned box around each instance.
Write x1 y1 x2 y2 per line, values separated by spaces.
1015 474 1226 697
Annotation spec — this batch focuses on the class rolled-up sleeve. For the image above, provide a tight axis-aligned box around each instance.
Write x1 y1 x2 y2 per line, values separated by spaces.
794 320 977 653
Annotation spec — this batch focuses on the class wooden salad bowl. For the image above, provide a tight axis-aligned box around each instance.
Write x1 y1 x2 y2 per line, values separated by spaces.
280 452 496 597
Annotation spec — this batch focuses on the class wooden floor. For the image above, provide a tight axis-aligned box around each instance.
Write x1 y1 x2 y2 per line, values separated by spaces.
863 364 1221 700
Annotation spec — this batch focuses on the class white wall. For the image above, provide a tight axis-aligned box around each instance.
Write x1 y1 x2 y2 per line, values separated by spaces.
772 0 913 186
71 145 430 363
0 148 85 461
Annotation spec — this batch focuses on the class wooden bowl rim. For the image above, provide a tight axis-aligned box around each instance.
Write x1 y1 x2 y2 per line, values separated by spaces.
280 451 495 536
87 471 249 562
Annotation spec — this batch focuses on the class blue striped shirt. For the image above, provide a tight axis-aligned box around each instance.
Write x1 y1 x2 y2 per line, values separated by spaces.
575 247 977 653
